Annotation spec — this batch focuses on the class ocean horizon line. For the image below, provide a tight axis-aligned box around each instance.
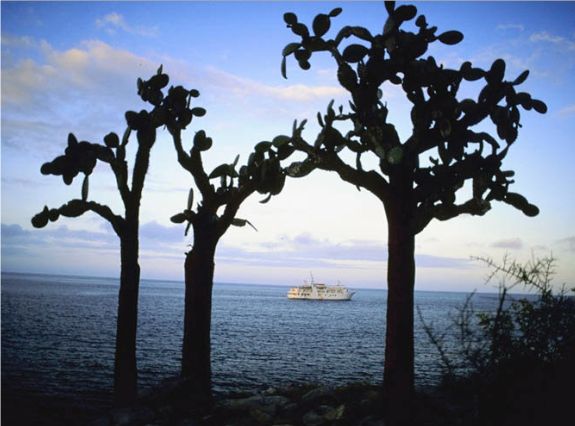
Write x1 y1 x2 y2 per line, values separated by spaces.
0 270 522 295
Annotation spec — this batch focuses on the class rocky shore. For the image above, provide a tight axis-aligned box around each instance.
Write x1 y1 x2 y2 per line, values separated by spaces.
5 375 572 426
87 379 465 426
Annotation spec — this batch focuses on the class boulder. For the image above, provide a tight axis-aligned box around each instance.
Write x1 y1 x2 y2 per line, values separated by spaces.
87 417 110 426
263 387 278 395
109 405 155 425
302 409 326 426
177 419 202 426
358 415 386 426
225 394 289 409
324 404 345 421
249 407 274 424
300 386 336 406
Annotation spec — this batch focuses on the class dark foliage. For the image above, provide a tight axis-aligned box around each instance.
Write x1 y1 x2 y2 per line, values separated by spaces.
421 256 575 425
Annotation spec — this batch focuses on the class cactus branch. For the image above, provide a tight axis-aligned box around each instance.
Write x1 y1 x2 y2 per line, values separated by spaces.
53 199 124 235
290 132 390 201
216 180 258 236
413 198 491 234
130 140 153 204
169 128 194 171
170 128 213 199
109 127 131 205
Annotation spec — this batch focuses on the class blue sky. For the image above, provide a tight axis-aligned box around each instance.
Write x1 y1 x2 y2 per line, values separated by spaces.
2 1 574 291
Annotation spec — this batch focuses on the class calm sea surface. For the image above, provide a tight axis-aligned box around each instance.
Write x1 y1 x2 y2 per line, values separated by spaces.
1 272 501 410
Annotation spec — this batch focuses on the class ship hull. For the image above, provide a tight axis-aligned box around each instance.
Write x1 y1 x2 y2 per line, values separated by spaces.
287 294 354 301
287 282 355 301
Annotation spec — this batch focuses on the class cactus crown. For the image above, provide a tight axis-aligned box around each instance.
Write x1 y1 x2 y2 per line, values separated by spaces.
281 1 546 232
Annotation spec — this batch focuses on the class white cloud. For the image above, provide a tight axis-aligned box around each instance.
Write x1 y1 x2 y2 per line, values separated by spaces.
2 37 345 130
1 34 36 49
497 24 525 32
2 222 470 279
1 37 160 156
268 84 345 102
218 232 471 270
558 104 575 116
464 38 562 81
490 238 524 250
203 66 345 103
1 223 117 251
557 236 575 252
1 58 56 104
42 39 156 89
529 31 575 51
1 222 186 264
95 12 158 37
2 38 157 107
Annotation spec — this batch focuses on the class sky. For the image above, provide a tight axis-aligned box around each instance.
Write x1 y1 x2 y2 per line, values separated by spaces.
1 1 574 292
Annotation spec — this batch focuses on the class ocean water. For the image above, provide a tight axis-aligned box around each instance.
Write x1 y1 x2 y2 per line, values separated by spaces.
1 272 501 410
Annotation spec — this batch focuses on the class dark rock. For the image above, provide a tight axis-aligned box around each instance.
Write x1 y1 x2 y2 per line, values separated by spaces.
110 405 155 426
300 386 336 406
302 409 326 426
249 407 274 424
360 397 377 412
221 394 291 415
155 404 174 419
88 381 391 426
363 389 382 401
315 405 334 415
261 395 292 413
176 417 205 426
139 377 192 404
263 386 278 395
324 404 345 421
88 417 111 426
279 402 299 415
358 416 386 426
272 418 297 426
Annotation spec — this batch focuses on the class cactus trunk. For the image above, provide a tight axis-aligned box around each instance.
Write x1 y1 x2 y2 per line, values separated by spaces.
383 174 416 426
181 230 217 403
114 230 140 406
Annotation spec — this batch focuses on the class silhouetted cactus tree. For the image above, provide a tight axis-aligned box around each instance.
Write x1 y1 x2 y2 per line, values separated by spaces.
31 66 196 406
281 2 545 423
166 101 293 400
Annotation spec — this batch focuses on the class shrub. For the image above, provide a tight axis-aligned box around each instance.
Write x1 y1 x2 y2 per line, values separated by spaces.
420 255 575 425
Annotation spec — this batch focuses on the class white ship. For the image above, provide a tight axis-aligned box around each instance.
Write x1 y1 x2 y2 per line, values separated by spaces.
287 277 355 301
